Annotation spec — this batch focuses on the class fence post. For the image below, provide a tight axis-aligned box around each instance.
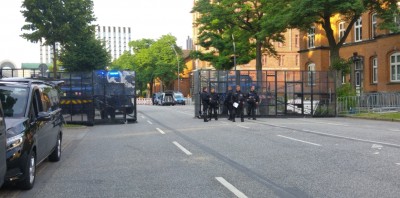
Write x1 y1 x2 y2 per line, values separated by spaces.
193 70 201 118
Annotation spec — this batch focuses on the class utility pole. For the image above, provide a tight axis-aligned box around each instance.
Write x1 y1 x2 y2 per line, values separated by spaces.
171 45 180 92
232 34 236 70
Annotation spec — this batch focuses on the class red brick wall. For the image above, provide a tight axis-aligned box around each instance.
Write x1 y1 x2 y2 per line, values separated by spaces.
299 12 400 93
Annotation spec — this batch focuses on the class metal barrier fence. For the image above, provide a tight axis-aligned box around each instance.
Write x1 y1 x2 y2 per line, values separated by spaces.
137 98 153 105
59 70 137 125
193 70 337 117
337 93 400 114
0 68 137 125
136 97 194 105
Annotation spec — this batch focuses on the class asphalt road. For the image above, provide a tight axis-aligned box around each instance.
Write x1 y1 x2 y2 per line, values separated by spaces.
1 105 400 198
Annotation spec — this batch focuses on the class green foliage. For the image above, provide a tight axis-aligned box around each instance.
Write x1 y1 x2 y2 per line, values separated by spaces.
337 83 356 98
112 52 136 70
111 35 185 95
192 0 289 70
313 105 335 117
337 83 357 112
331 58 352 74
21 0 96 73
60 33 111 72
352 112 400 121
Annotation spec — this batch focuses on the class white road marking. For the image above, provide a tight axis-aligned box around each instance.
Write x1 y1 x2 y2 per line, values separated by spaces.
156 128 165 135
373 152 380 155
396 163 400 166
250 120 281 128
147 120 153 125
180 112 194 116
175 110 194 116
371 144 383 150
141 116 145 119
237 125 250 129
277 135 322 146
302 129 400 148
173 141 192 156
389 129 400 132
298 119 349 126
215 177 248 198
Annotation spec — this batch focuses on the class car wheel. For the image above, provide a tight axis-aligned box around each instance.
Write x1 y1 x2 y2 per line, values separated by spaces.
19 151 36 190
49 134 62 162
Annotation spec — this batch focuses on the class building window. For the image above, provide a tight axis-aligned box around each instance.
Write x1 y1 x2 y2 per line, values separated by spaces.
263 54 267 67
371 13 377 38
308 27 315 48
354 17 362 42
390 15 400 33
308 63 316 85
279 55 285 66
355 71 361 86
295 55 299 66
295 35 299 48
372 57 378 83
390 52 400 82
342 71 346 84
339 22 345 40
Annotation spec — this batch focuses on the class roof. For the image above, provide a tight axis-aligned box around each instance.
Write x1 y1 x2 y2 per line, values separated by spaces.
0 77 57 87
21 63 49 69
182 50 192 60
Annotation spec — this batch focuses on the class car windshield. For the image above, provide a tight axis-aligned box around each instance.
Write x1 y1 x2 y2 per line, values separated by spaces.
0 87 28 117
175 94 183 99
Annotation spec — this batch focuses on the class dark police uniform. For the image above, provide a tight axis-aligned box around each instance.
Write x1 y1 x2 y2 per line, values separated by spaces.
246 90 259 120
200 90 210 122
232 90 245 122
209 91 219 120
224 89 234 120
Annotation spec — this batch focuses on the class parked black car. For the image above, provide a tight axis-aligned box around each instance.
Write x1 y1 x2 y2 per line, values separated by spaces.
0 78 63 190
0 102 6 188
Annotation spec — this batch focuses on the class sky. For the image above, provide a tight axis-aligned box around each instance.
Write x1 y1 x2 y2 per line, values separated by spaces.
0 0 193 67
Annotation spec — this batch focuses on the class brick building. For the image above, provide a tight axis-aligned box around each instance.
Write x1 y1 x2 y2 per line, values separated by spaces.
299 13 400 94
192 1 300 71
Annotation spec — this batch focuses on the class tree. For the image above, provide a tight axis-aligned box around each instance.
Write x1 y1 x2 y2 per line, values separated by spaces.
150 35 185 90
60 33 111 72
21 0 96 76
129 39 156 95
288 0 400 77
192 0 289 70
111 35 185 96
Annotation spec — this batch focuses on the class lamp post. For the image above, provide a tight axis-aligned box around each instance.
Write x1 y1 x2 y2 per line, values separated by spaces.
171 45 180 92
232 34 236 70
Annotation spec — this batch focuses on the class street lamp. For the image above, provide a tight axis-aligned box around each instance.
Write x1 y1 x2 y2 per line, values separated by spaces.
171 45 180 92
232 34 237 70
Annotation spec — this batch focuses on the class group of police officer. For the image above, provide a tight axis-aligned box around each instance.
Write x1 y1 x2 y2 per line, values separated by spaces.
200 85 259 122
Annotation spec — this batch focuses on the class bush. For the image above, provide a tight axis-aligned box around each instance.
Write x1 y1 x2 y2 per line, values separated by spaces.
337 83 356 98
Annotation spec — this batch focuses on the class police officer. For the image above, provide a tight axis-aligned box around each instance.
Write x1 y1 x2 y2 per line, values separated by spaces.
232 85 245 122
200 87 210 122
209 87 219 120
246 85 259 120
224 86 234 121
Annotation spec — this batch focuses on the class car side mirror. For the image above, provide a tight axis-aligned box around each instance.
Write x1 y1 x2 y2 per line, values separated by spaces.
37 112 52 121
